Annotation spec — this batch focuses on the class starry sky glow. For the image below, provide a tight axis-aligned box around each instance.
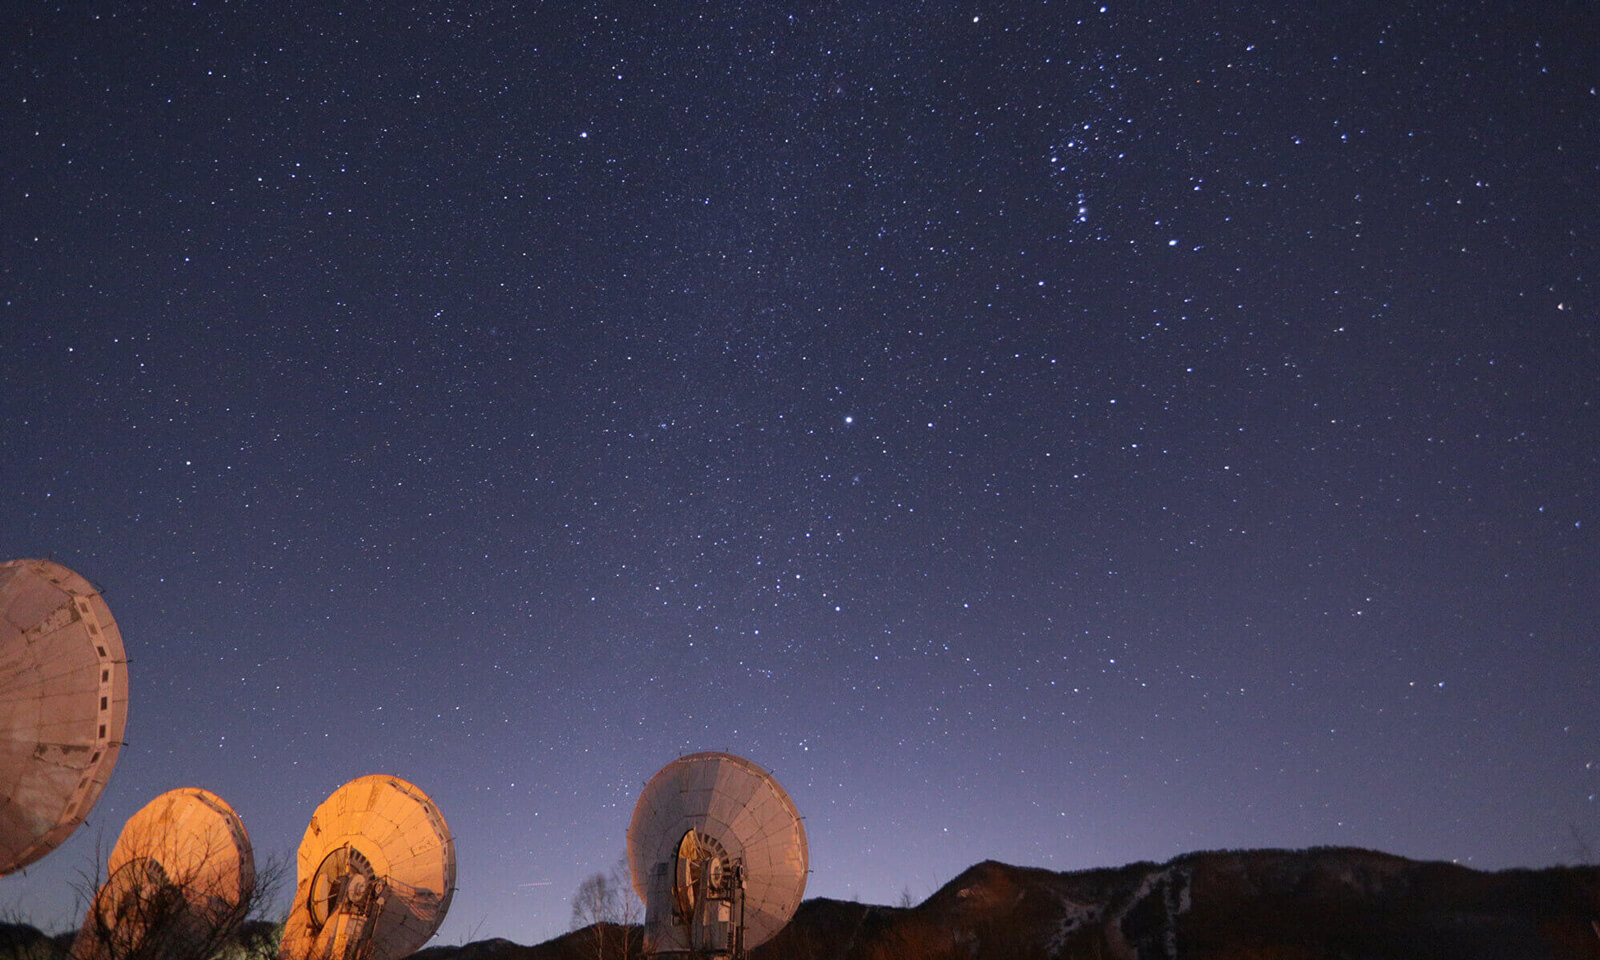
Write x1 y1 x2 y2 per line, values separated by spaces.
3 1 1597 947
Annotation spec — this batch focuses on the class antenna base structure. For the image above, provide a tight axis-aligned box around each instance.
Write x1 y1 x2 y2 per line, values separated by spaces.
645 827 747 959
303 843 389 960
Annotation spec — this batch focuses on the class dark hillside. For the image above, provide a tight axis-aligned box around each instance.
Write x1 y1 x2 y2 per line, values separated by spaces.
426 848 1600 960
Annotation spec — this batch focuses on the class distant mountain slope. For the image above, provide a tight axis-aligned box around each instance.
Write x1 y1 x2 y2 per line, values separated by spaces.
809 847 1600 960
415 847 1600 960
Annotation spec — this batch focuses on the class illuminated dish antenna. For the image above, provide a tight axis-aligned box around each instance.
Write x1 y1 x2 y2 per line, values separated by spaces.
279 775 456 960
71 788 255 960
0 558 129 875
628 752 807 959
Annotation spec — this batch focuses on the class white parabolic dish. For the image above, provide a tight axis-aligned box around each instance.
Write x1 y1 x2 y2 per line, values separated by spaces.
72 787 255 960
627 752 808 951
279 774 456 960
0 558 130 875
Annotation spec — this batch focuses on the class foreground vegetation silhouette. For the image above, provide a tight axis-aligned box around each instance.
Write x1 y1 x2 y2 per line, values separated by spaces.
5 847 1598 960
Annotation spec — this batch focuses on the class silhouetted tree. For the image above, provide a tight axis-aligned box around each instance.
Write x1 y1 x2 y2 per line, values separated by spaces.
69 842 285 960
569 856 638 960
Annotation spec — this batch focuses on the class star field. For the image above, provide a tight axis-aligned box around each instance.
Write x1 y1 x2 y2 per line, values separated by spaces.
2 2 1597 947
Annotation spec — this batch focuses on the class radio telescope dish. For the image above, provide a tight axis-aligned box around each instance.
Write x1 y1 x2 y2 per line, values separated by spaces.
627 752 807 958
279 775 455 960
71 788 255 960
0 558 130 875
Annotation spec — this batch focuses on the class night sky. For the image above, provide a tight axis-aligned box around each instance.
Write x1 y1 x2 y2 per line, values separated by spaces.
4 1 1598 948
